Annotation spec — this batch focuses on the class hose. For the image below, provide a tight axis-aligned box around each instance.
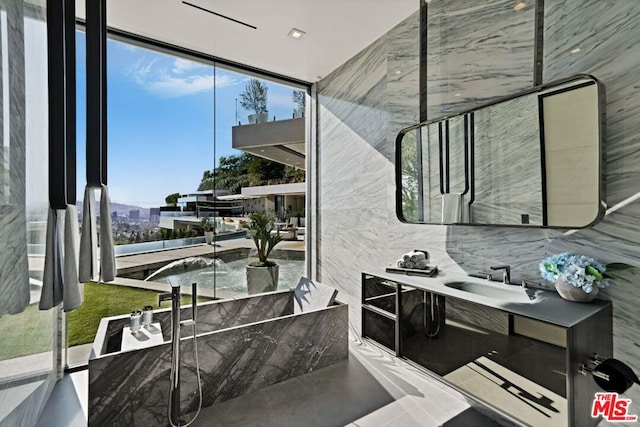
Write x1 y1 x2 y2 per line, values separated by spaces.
168 320 202 427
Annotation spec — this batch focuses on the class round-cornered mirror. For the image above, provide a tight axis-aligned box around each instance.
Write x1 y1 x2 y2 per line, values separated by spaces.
396 74 605 228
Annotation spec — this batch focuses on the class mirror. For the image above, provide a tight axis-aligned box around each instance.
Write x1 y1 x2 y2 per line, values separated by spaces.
396 75 605 228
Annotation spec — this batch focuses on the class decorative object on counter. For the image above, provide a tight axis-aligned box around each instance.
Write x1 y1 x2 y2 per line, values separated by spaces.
141 305 153 327
130 310 142 333
540 253 634 303
397 250 429 269
387 250 438 277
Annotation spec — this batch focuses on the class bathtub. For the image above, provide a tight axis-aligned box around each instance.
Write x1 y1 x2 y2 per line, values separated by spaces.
88 289 348 426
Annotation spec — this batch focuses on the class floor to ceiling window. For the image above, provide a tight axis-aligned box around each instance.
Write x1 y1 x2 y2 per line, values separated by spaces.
0 2 59 426
68 31 308 363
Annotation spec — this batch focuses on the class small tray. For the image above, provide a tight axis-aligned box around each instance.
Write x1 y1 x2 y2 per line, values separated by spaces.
385 265 438 277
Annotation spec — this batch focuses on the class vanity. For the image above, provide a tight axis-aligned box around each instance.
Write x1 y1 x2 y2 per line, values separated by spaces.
361 269 612 427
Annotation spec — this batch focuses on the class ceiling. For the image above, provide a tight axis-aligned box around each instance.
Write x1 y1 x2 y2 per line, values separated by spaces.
75 0 420 83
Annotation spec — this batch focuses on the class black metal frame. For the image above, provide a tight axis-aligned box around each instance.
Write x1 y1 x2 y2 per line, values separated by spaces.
395 74 606 229
47 0 76 208
86 0 107 186
74 20 311 89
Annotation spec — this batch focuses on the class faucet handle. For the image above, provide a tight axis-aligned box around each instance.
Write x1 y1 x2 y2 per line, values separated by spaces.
469 271 494 281
158 292 173 308
490 265 511 284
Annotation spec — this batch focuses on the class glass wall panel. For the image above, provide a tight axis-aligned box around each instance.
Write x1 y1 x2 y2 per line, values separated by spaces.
0 2 57 426
69 34 308 366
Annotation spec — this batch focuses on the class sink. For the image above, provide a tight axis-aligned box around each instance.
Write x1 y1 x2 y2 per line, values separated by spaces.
444 281 536 303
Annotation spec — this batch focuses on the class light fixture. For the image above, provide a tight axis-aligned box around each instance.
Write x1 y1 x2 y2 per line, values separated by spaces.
571 47 581 54
260 149 265 152
288 28 305 39
513 2 526 11
395 70 402 75
454 93 461 97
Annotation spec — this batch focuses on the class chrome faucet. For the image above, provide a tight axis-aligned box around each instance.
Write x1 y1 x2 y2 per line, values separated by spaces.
490 265 511 284
160 279 198 427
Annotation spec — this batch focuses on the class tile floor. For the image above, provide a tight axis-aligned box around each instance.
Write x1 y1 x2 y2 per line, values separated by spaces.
36 327 504 427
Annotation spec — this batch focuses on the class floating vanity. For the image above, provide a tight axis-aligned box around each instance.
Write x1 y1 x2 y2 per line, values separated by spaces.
362 269 612 427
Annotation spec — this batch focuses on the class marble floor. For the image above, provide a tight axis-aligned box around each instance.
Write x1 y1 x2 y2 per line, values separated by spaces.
36 327 504 427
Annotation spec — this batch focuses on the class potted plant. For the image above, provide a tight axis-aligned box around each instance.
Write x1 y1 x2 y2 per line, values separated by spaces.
201 217 214 245
240 78 269 124
245 212 283 294
540 253 634 302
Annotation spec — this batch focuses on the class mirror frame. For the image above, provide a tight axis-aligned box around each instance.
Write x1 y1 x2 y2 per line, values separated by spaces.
395 74 606 228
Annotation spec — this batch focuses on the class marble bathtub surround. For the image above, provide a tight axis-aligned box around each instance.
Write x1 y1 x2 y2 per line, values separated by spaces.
89 290 348 426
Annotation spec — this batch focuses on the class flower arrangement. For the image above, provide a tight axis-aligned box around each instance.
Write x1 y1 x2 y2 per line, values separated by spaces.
540 253 633 293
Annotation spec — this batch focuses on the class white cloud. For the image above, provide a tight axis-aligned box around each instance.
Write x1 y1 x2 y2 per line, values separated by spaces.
127 58 243 98
172 58 208 74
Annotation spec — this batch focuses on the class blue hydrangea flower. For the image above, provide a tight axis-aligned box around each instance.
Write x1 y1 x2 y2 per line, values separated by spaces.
539 253 608 293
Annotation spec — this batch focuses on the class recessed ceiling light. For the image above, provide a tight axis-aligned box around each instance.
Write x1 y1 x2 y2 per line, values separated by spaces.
288 28 305 39
513 2 526 11
570 47 581 54
454 93 461 97
260 149 265 152
395 70 402 75
286 158 290 161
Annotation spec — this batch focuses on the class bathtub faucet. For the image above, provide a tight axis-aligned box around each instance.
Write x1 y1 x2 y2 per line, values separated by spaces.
165 279 199 426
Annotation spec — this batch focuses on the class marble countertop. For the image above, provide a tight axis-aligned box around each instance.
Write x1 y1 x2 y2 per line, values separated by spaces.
364 268 611 328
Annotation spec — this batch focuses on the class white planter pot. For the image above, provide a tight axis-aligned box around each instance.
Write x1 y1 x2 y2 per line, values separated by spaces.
248 113 269 124
204 231 214 245
246 264 279 295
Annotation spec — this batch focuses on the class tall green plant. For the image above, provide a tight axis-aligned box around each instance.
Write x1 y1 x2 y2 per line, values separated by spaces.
247 212 283 267
239 78 268 114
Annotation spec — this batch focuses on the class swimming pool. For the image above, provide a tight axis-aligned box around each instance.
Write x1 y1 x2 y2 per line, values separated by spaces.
152 257 305 294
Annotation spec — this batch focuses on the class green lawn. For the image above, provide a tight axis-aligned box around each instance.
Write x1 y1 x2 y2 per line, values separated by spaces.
68 282 209 346
0 283 210 361
0 304 54 360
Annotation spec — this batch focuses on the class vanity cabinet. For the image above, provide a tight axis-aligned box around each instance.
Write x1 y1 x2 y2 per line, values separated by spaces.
362 272 613 427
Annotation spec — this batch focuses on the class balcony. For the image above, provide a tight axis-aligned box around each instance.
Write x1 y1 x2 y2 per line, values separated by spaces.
232 117 305 169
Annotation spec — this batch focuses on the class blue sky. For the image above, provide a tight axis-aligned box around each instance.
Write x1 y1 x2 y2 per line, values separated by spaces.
76 33 302 208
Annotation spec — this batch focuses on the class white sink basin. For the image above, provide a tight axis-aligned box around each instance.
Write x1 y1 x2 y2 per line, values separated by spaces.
444 281 535 303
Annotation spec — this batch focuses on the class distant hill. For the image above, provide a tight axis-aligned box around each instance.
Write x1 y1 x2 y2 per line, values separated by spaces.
76 201 151 220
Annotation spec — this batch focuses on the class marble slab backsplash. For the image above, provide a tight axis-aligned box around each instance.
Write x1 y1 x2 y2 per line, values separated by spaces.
315 0 640 420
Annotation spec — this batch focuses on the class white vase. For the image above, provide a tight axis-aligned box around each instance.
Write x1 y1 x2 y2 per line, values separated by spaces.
555 279 599 303
246 264 279 295
204 231 214 245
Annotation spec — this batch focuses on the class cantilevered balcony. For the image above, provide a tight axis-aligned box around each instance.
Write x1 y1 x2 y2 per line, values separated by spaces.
232 117 305 169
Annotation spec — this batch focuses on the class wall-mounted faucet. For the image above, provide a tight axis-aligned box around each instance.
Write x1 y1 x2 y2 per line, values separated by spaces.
490 265 511 284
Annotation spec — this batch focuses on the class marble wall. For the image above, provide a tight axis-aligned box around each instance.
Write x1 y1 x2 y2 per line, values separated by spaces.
0 0 30 317
315 0 640 420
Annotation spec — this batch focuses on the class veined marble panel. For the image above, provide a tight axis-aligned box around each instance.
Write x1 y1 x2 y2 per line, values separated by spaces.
88 302 348 426
0 0 29 317
473 94 542 225
426 0 535 119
